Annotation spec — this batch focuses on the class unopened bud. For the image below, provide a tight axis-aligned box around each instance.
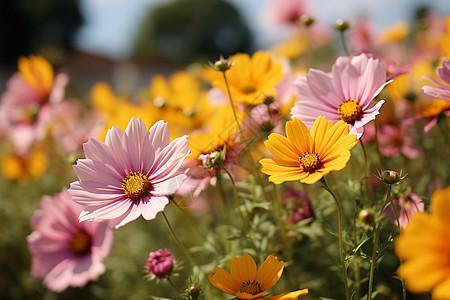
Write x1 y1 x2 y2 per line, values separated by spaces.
300 15 315 27
153 97 166 108
189 285 199 297
359 209 375 226
334 19 350 32
209 56 234 72
380 170 402 185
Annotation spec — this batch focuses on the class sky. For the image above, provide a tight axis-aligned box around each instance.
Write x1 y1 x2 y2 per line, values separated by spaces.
75 0 450 59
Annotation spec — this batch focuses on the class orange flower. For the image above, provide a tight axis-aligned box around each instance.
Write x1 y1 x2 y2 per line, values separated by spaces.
395 186 450 299
207 51 283 106
260 117 357 184
209 254 308 299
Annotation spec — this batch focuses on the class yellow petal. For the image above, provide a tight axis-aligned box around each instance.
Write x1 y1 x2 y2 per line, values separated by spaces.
261 289 309 300
431 186 450 226
285 118 313 154
256 255 284 291
432 276 450 300
397 254 450 293
310 116 333 152
264 133 300 161
18 55 54 98
230 254 258 284
208 266 240 295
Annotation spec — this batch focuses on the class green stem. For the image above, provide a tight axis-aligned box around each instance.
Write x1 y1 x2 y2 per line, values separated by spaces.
220 164 248 234
368 222 378 300
161 211 198 267
359 139 370 205
166 276 182 292
320 177 350 300
339 31 351 56
221 71 243 135
170 200 207 242
374 119 384 169
353 209 361 300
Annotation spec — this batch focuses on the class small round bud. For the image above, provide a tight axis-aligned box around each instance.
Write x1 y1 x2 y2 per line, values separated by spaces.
334 19 350 32
359 209 375 226
189 285 199 296
145 248 173 277
381 170 401 184
183 107 196 118
300 15 315 27
209 56 234 72
264 95 275 106
153 97 166 108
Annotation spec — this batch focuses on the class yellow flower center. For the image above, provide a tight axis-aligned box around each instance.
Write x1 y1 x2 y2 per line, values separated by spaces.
240 280 262 295
338 99 362 124
122 172 151 200
241 83 256 94
299 151 322 173
70 231 92 256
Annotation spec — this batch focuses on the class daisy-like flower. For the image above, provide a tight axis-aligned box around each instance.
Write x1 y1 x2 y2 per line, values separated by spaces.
384 188 424 228
395 186 450 299
209 254 308 299
422 59 450 102
0 55 68 152
27 189 113 292
260 116 357 184
206 51 283 106
291 54 390 138
69 117 190 229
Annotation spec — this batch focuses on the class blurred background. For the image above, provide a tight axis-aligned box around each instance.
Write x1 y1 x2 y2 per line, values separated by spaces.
1 0 449 92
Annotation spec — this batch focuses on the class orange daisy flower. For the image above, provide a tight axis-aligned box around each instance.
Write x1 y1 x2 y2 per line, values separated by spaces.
207 51 283 106
395 186 450 299
209 254 308 299
260 116 357 184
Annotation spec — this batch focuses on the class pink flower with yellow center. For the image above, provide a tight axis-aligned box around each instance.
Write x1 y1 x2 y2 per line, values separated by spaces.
291 54 391 138
27 189 113 292
69 117 190 229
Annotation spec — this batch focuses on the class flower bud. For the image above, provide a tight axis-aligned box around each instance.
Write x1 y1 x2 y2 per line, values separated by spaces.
334 19 350 32
209 56 234 72
300 15 315 27
153 97 166 108
379 170 404 185
145 248 173 277
199 146 226 169
359 209 375 226
189 285 200 298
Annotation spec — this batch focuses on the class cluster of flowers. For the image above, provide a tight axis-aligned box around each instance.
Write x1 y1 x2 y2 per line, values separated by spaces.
1 2 450 299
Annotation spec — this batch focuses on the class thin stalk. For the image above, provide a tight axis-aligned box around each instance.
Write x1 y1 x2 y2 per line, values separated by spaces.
305 27 315 68
162 211 198 267
353 209 361 300
320 177 350 300
221 71 243 134
359 139 370 205
339 31 351 56
166 276 182 292
368 222 378 300
170 200 207 242
220 164 248 234
374 119 384 169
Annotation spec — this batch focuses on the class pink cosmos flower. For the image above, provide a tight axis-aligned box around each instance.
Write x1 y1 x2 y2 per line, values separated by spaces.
265 0 310 28
27 189 113 292
422 59 450 102
384 188 424 228
377 123 420 159
145 248 174 277
0 57 68 153
291 54 391 138
69 117 190 229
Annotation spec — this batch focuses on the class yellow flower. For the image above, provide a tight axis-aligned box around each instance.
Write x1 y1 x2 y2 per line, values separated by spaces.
207 51 283 106
378 20 409 44
260 117 357 184
188 106 244 159
439 17 450 57
149 71 212 136
18 55 54 101
395 186 450 299
91 82 156 140
209 254 308 300
1 145 48 184
419 98 450 118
